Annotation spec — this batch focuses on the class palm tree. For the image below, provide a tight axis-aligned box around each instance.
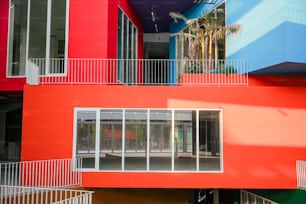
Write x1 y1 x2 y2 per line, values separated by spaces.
170 9 241 70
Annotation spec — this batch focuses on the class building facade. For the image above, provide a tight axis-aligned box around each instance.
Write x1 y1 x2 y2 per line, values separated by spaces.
0 0 306 203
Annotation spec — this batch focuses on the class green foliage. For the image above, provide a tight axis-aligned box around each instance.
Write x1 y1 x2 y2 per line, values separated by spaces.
212 64 237 74
184 62 203 73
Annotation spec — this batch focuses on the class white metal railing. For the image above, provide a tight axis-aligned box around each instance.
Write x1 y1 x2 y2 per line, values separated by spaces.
297 160 306 189
0 158 82 188
0 185 93 204
27 58 248 86
241 190 278 204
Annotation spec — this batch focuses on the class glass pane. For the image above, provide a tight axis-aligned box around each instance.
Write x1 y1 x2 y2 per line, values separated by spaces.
133 26 137 59
124 110 147 170
7 0 28 76
174 110 195 171
117 9 123 59
123 15 128 59
199 111 221 171
149 110 172 171
49 0 66 73
117 9 137 84
29 0 47 74
76 111 96 169
99 110 123 170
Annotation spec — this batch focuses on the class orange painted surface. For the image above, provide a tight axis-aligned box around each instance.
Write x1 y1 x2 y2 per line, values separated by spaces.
21 75 306 189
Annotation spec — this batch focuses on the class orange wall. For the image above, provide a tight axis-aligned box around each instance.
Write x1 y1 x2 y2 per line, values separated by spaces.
21 76 306 189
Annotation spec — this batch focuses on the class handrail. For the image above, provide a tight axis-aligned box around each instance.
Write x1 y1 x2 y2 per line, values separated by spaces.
27 58 248 86
0 158 82 188
241 190 278 204
0 185 93 204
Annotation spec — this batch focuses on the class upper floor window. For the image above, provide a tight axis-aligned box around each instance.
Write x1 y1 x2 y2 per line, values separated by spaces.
117 8 137 84
7 0 68 76
74 108 222 172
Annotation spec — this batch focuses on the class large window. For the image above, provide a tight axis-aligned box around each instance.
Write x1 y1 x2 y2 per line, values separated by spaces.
117 8 137 84
74 108 222 172
7 0 68 76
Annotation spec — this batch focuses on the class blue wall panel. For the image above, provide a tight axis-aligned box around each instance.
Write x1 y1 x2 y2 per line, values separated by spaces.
226 0 306 72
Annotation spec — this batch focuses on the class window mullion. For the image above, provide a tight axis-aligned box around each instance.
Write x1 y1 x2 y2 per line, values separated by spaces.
25 0 31 77
146 110 150 171
45 0 52 74
196 110 199 171
171 110 175 171
122 109 126 171
95 110 100 170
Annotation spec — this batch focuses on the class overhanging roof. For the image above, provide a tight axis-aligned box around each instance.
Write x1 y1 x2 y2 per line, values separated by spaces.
128 0 217 33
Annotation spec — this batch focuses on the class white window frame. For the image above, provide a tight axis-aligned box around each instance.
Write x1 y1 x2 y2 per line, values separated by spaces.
73 108 223 173
6 0 69 77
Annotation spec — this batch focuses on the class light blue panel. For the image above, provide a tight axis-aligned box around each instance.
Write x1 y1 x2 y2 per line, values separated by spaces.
226 0 306 72
285 22 306 63
228 23 287 72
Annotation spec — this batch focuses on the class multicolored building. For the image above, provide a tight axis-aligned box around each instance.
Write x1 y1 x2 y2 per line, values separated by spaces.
0 0 306 203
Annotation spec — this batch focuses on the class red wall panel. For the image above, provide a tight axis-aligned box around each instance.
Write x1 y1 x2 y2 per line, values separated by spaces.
21 76 306 189
69 0 143 59
0 0 9 79
0 0 26 91
68 0 109 58
106 0 144 59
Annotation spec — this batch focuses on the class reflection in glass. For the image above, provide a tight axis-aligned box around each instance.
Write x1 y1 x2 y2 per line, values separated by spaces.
29 0 47 59
174 110 195 171
100 110 122 170
75 109 222 172
124 110 147 170
76 111 96 168
149 110 172 171
8 0 28 76
199 111 221 171
49 0 66 73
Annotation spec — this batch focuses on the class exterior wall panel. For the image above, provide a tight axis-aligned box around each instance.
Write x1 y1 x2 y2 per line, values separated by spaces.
226 0 306 72
69 0 109 58
0 0 26 91
21 75 306 188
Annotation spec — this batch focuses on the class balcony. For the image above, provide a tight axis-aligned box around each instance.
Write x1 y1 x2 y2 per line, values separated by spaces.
0 158 93 204
26 58 248 86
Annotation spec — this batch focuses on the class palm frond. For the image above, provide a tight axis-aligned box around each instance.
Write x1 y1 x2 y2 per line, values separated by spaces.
169 12 188 23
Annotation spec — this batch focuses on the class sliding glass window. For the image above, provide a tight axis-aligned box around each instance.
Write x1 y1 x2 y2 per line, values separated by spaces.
7 0 28 76
7 0 68 76
117 7 137 84
74 108 222 172
75 110 96 169
99 110 123 170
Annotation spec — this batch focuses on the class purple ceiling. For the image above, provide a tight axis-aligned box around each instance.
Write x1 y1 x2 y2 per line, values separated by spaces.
128 0 195 33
